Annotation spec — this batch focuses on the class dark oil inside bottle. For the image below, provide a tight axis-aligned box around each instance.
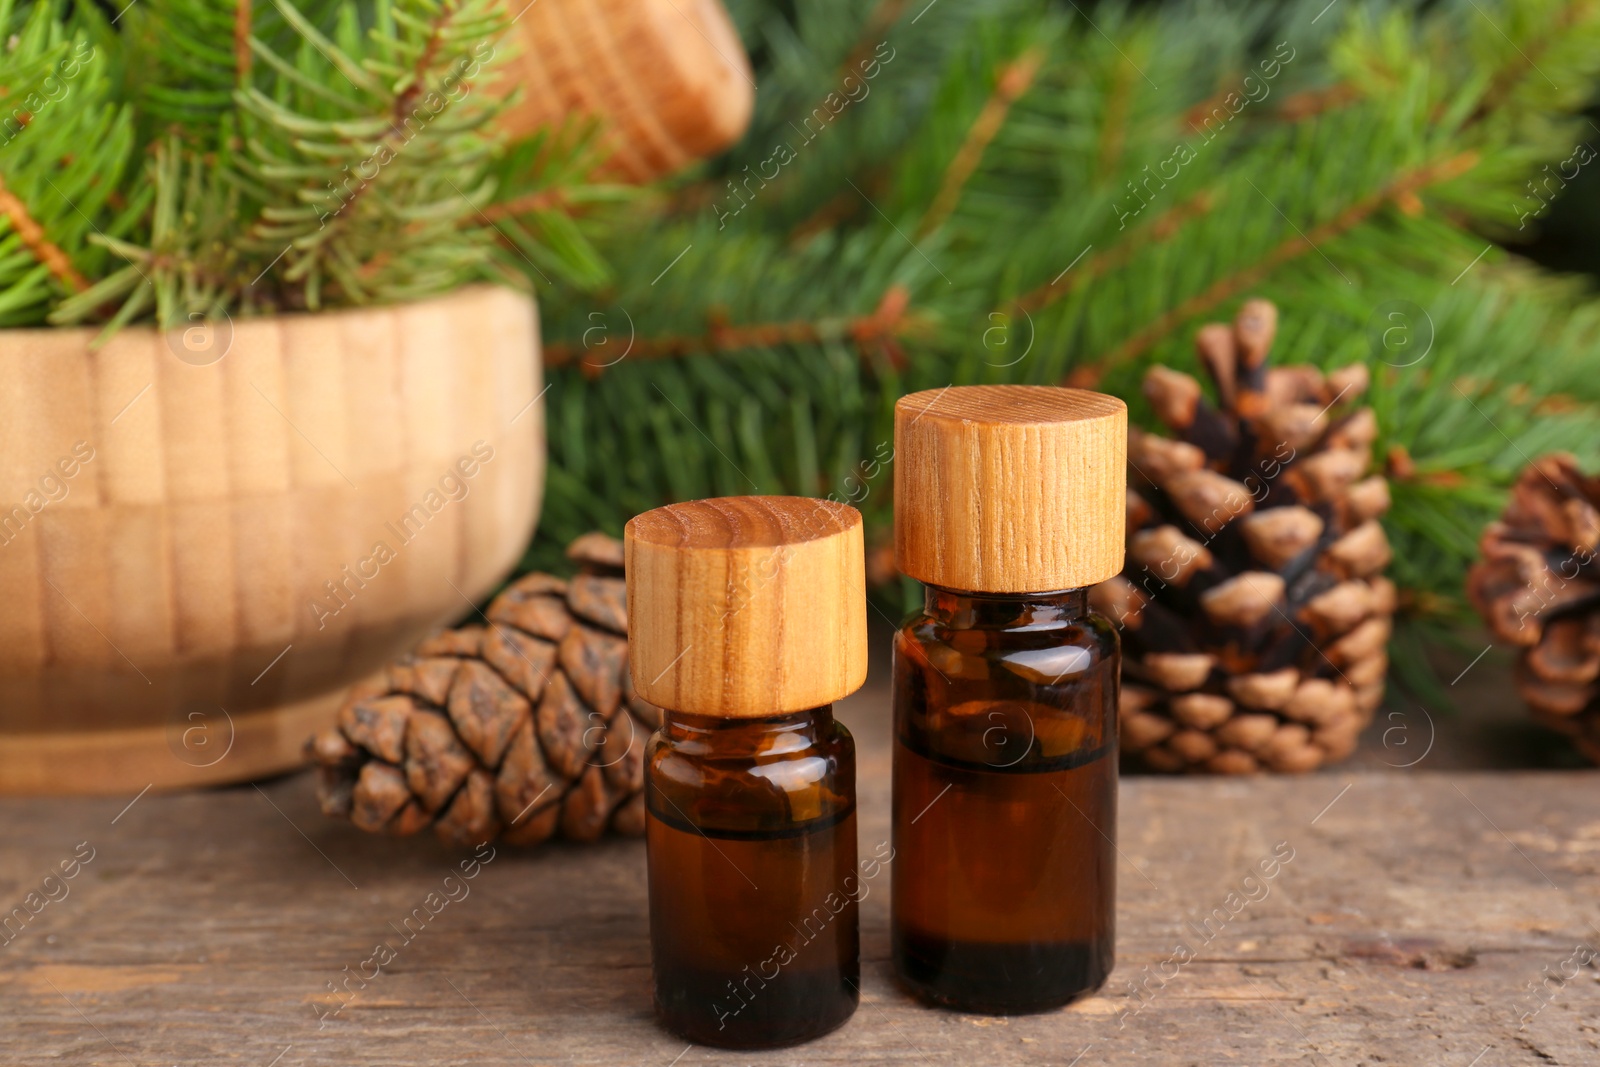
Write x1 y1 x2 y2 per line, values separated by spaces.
892 585 1118 1014
646 707 858 1049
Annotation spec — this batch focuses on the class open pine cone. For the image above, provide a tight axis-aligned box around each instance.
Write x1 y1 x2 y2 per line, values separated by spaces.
1467 454 1600 763
1091 299 1395 774
308 533 660 846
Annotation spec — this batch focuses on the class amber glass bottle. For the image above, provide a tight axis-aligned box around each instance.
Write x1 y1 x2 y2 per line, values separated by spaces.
891 385 1128 1014
645 707 857 1047
626 496 869 1049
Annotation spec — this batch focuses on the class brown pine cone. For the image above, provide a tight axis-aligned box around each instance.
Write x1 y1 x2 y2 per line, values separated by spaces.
308 532 661 846
1092 298 1394 775
1467 454 1600 763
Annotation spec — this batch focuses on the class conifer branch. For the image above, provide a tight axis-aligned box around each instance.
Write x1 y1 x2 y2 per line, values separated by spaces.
235 0 253 82
1067 150 1481 386
308 2 459 235
517 0 1600 605
1096 54 1138 180
483 187 570 221
544 285 915 373
787 176 877 244
392 4 454 119
1469 0 1590 119
0 175 88 293
917 47 1043 238
1009 189 1217 317
1272 83 1361 122
841 0 912 77
1186 81 1367 129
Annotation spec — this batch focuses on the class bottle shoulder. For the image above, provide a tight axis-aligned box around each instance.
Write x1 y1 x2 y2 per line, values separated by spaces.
898 615 1120 646
894 609 1118 771
645 715 855 832
646 715 854 764
897 608 1119 680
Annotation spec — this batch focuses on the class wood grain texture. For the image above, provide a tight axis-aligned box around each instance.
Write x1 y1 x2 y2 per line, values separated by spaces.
895 386 1127 593
626 496 867 716
0 286 544 794
497 0 754 182
1 677 1597 1066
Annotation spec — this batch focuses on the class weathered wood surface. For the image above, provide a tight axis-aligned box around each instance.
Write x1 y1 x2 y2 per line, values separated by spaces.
3 679 1598 1066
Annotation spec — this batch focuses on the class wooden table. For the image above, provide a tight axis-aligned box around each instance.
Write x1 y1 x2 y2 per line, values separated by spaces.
4 679 1599 1066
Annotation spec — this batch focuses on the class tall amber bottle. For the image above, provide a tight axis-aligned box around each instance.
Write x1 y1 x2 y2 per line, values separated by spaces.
891 385 1127 1014
626 496 869 1049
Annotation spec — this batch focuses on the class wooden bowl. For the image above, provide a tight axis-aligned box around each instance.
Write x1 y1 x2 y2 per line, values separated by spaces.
0 286 545 794
498 0 754 182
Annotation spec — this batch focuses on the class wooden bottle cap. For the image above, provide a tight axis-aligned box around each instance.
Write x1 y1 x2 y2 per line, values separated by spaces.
895 385 1127 593
626 496 868 718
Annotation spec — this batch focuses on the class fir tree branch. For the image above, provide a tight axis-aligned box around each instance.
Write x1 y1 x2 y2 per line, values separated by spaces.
841 0 912 78
391 3 454 117
544 284 915 373
483 187 569 221
310 1 459 232
787 175 878 244
235 0 252 82
1189 79 1369 128
264 0 383 95
1466 0 1590 121
0 174 87 293
1272 83 1362 121
1067 150 1482 387
1096 53 1138 181
916 46 1043 238
1452 374 1600 420
1010 188 1218 315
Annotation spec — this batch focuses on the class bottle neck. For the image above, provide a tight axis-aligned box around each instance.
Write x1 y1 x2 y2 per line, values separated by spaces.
660 705 835 756
921 583 1089 629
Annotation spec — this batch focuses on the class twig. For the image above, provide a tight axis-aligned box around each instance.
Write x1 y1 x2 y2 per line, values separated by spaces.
1008 188 1217 316
1273 83 1361 122
1452 374 1600 421
1468 0 1588 123
0 175 88 293
1095 53 1137 180
1267 2 1580 127
392 7 453 122
235 0 253 83
840 0 912 79
321 3 459 229
544 285 916 374
759 0 926 242
483 187 571 222
917 47 1044 237
1066 151 1480 387
788 175 879 245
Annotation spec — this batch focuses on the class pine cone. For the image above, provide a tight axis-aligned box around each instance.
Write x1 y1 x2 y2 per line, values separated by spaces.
1092 299 1394 774
1467 454 1600 764
307 533 661 846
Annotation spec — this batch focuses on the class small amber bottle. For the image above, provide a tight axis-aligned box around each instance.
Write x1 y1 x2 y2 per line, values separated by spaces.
626 496 869 1049
890 385 1127 1014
